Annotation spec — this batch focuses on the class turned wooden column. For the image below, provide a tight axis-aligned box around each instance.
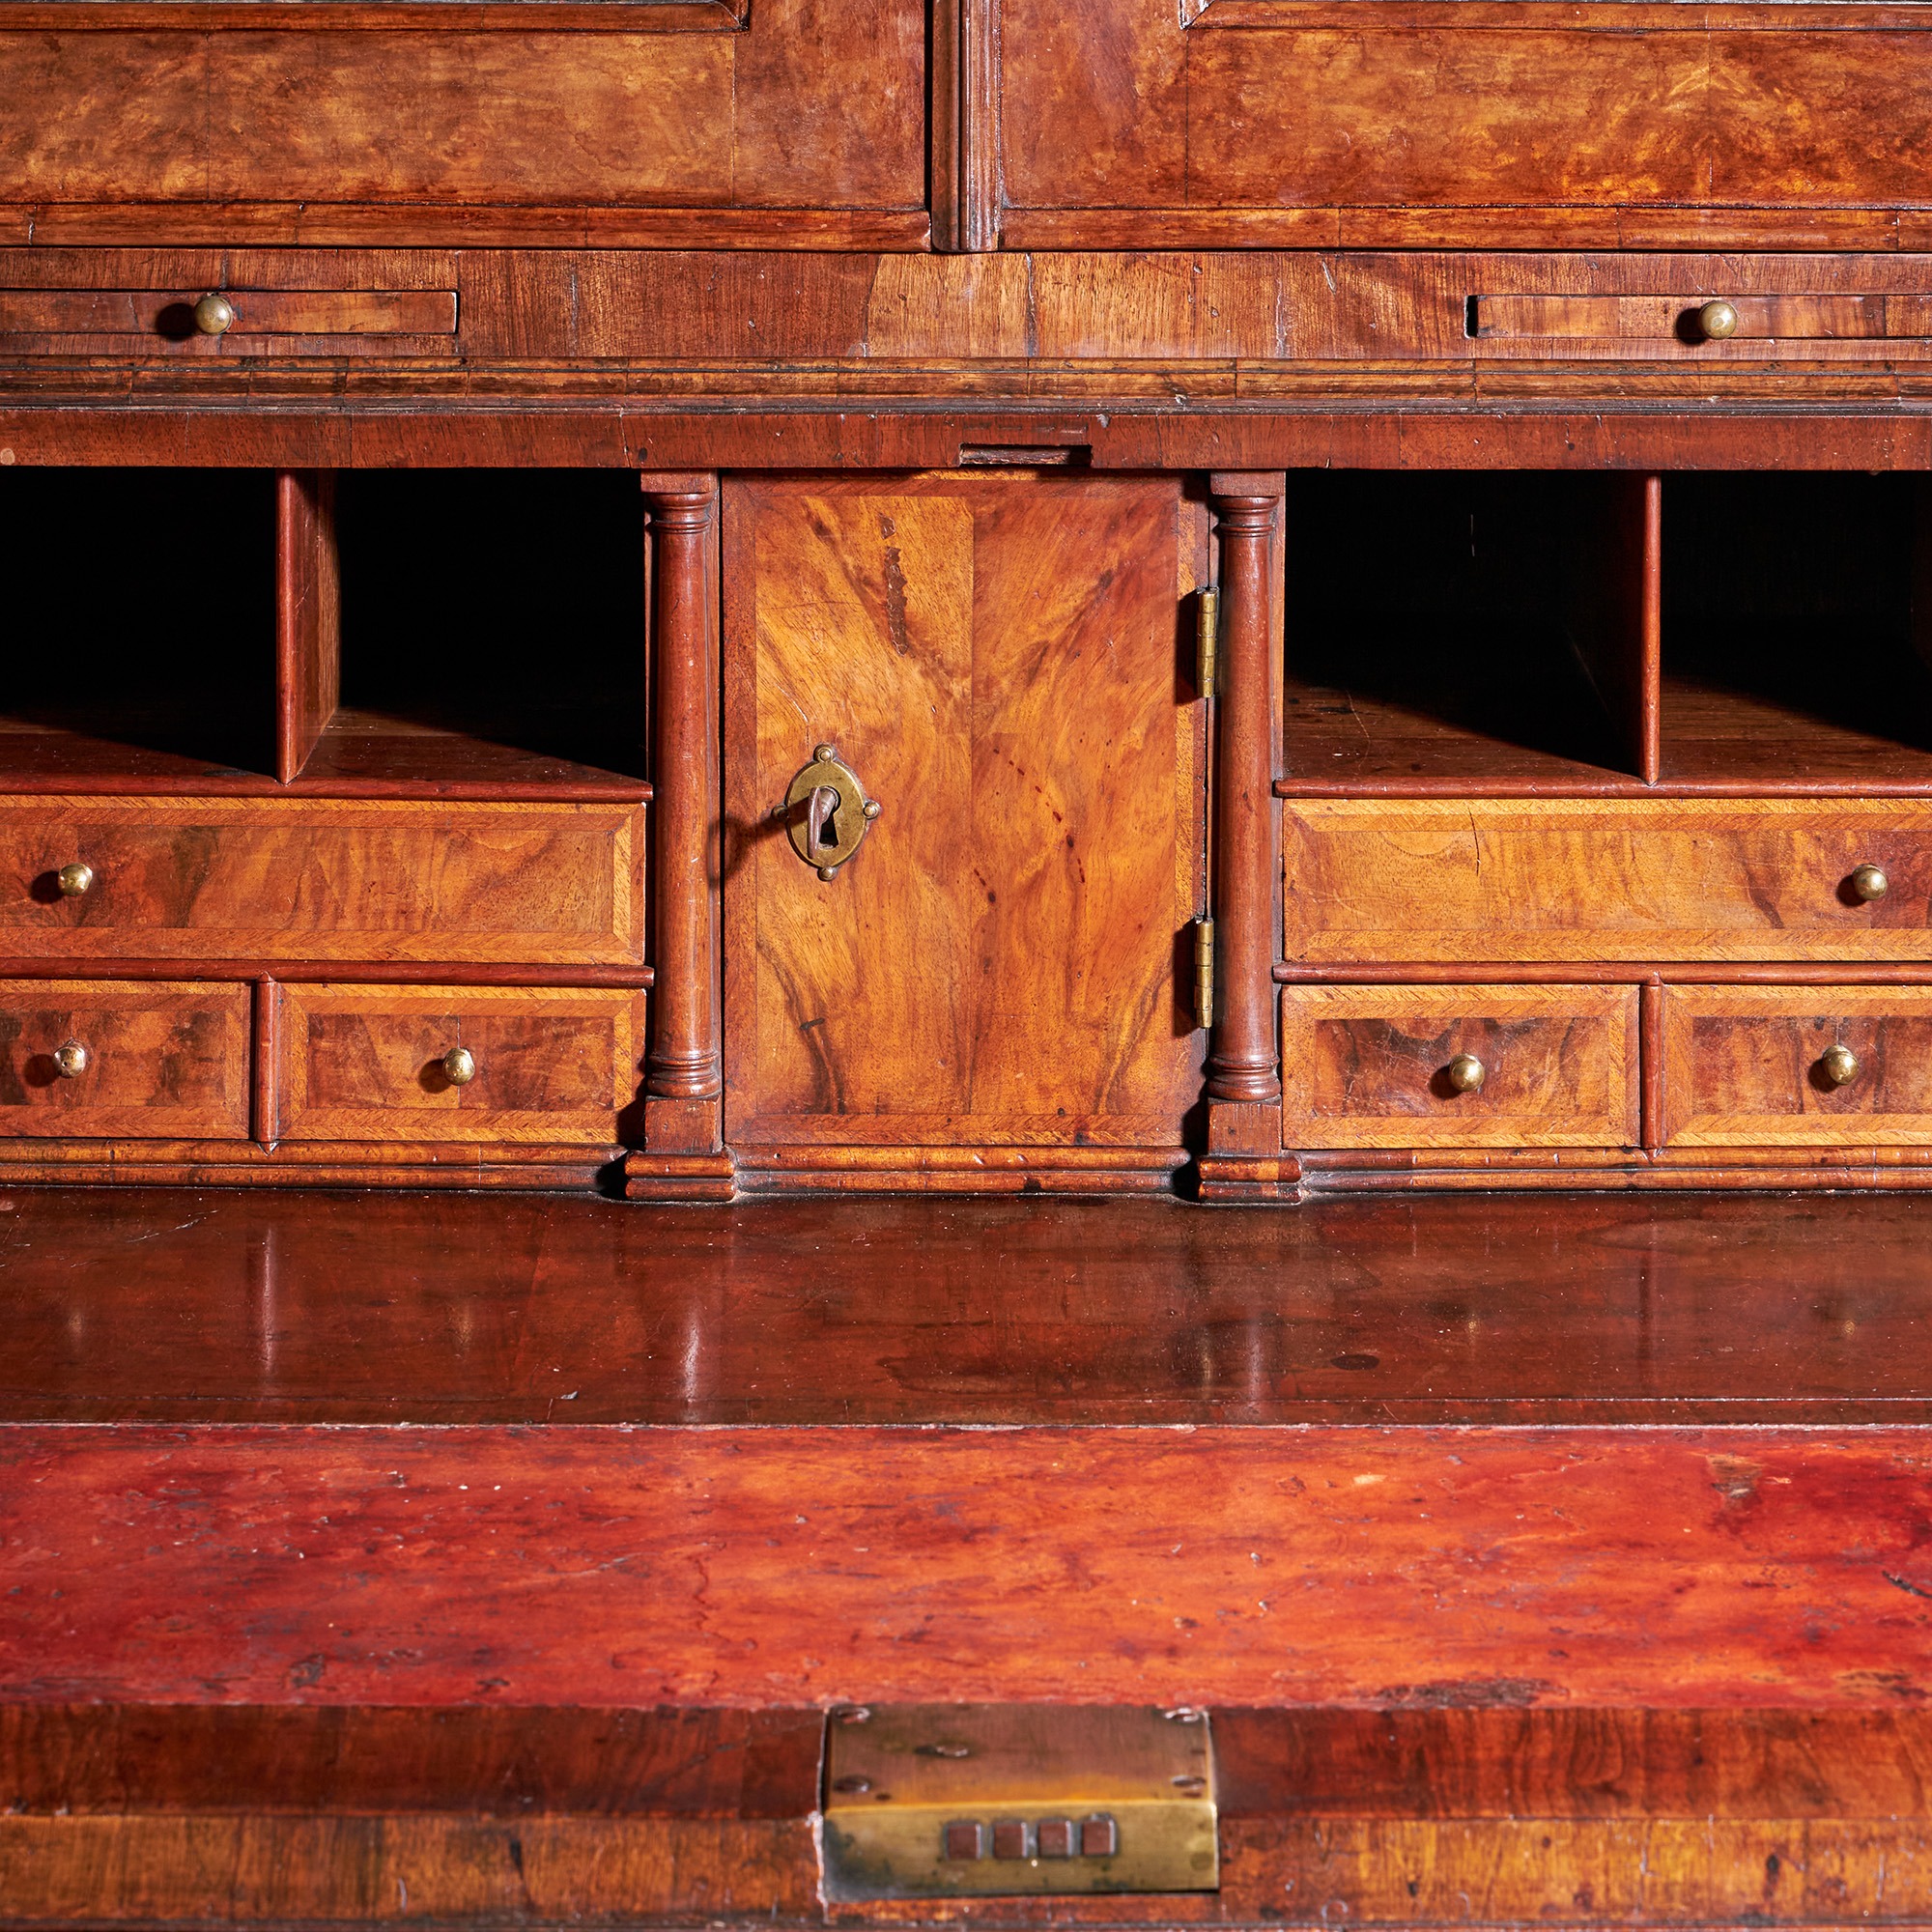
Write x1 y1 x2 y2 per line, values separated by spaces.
637 473 726 1181
1205 473 1284 1115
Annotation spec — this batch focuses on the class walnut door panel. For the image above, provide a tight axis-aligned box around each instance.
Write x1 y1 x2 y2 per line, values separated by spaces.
1280 984 1639 1151
723 472 1208 1150
0 0 925 241
1286 801 1932 965
1661 986 1932 1149
0 799 644 966
998 0 1932 249
275 984 642 1145
0 980 250 1138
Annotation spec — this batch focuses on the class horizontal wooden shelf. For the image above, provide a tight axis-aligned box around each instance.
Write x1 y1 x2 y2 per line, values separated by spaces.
6 1187 1932 1425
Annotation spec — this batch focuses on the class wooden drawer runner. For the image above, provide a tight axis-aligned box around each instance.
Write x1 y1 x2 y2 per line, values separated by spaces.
0 798 644 966
1280 984 1639 1151
0 980 249 1138
1287 801 1932 965
275 984 643 1145
1662 986 1932 1149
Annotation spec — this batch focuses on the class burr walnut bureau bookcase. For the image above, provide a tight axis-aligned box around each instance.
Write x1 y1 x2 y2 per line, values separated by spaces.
7 0 1932 1201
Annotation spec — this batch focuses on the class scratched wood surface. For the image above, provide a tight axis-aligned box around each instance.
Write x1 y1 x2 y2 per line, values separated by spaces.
0 798 644 965
276 983 644 1145
3 1422 1930 1710
722 471 1206 1151
1280 984 1639 1151
1284 800 1932 964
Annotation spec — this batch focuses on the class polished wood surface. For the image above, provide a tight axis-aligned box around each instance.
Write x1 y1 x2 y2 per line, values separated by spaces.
274 469 338 785
0 981 249 1137
0 0 925 246
1661 984 1932 1148
8 1188 1932 1426
638 473 724 1175
1000 0 1932 251
1280 984 1639 1151
1204 475 1283 1119
14 1702 1932 1927
1285 800 1932 964
274 983 643 1144
722 471 1205 1152
1 798 644 965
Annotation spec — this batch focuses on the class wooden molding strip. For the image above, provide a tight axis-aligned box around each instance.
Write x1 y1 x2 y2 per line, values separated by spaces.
0 0 747 29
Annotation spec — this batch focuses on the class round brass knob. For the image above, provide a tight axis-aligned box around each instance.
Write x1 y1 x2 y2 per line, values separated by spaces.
56 862 94 898
1446 1053 1487 1094
52 1039 89 1079
1850 863 1889 902
1820 1044 1861 1088
441 1046 476 1086
1697 298 1740 342
192 293 236 337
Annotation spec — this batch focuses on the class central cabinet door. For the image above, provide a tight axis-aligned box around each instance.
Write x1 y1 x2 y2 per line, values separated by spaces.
722 471 1208 1155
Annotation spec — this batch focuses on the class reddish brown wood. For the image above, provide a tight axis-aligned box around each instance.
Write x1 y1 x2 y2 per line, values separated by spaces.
7 1419 1932 1709
15 1186 1932 1424
251 975 278 1143
273 469 338 784
1206 475 1283 1114
639 474 722 1164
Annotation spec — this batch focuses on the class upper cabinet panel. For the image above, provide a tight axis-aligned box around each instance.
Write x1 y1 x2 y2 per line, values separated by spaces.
0 0 926 246
995 0 1932 250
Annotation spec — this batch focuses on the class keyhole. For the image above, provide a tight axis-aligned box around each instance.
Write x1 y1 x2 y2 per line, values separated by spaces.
809 783 840 852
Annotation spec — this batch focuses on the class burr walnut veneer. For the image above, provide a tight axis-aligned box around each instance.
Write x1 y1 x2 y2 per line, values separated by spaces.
5 0 1930 1198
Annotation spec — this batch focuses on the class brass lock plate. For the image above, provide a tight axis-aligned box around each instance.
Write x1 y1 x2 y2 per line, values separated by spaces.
783 744 878 880
820 1704 1217 1900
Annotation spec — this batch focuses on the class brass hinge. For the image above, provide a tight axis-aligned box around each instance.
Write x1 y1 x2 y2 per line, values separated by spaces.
1195 584 1219 697
820 1703 1218 1900
1194 917 1215 1031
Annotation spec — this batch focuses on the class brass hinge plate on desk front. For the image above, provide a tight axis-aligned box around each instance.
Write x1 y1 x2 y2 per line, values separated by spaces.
819 1704 1218 1900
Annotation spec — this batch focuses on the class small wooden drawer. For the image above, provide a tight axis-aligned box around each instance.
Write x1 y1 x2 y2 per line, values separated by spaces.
0 798 644 967
1280 984 1639 1151
0 287 458 358
0 980 250 1139
274 984 644 1145
1287 800 1932 965
1662 986 1932 1149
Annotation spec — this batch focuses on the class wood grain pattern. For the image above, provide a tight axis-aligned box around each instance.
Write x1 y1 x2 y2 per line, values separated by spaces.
1661 984 1932 1147
0 288 454 336
16 1186 1932 1427
16 1703 1932 1927
722 471 1206 1150
1281 983 1639 1150
0 798 644 966
274 469 338 785
0 0 923 234
1001 0 1932 244
8 1422 1932 1710
275 983 642 1144
0 979 249 1138
1285 801 1932 964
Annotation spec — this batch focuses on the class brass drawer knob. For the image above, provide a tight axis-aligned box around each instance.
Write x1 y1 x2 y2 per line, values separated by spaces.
1850 863 1889 902
1819 1044 1861 1088
192 293 237 337
56 862 94 897
441 1045 477 1086
1445 1053 1486 1094
52 1039 90 1078
1696 298 1740 342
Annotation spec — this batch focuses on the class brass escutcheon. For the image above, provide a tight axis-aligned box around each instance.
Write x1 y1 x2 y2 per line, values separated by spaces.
781 744 881 881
